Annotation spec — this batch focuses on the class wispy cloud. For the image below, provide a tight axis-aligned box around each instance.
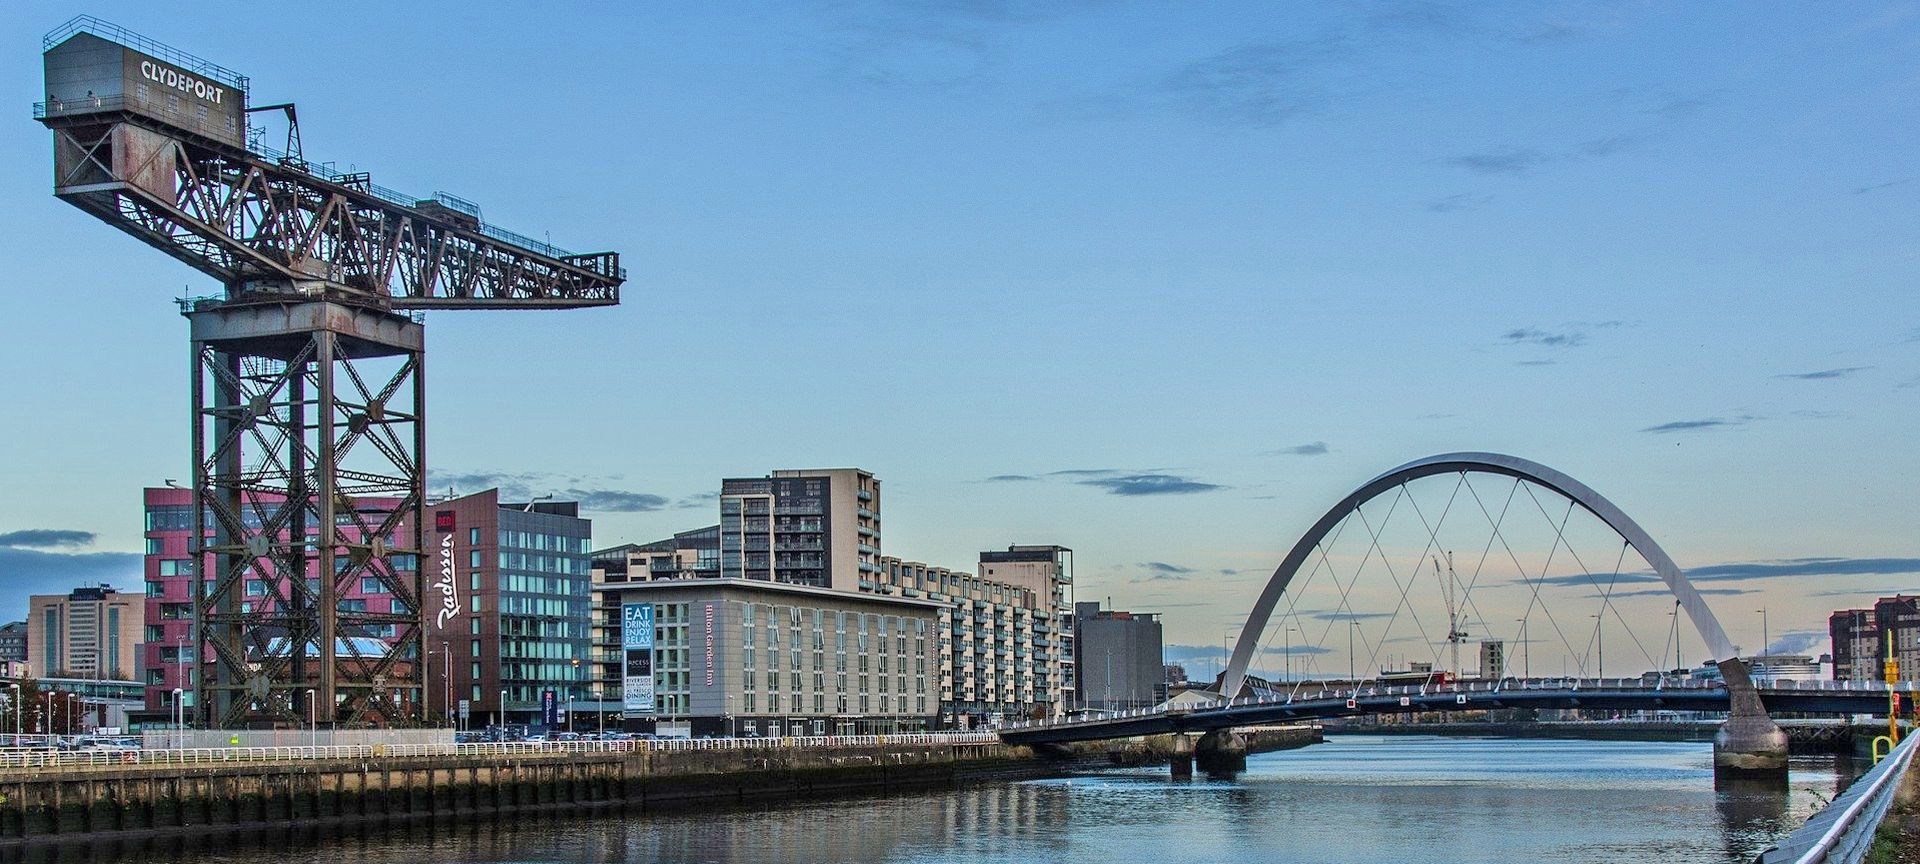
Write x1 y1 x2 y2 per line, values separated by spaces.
1851 179 1911 195
1136 561 1200 581
1537 557 1920 589
432 470 671 513
1271 441 1329 456
1501 321 1624 349
1639 416 1757 434
1898 374 1920 390
1775 366 1871 381
1079 474 1224 496
982 474 1039 483
1159 39 1351 128
1444 149 1552 175
1426 192 1492 213
0 529 97 549
1516 359 1557 367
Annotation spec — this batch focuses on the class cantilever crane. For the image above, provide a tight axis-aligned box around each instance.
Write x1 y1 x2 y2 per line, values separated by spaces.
36 17 623 728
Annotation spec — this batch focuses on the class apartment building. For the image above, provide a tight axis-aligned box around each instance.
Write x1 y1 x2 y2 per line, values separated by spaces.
720 469 880 590
1072 600 1164 710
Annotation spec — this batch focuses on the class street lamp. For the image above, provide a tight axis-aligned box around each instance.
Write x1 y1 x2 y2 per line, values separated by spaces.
306 688 317 748
1755 607 1769 684
1515 617 1529 680
171 687 184 749
1591 614 1605 680
5 682 17 744
500 688 508 729
569 657 581 734
1284 627 1298 682
1348 619 1362 686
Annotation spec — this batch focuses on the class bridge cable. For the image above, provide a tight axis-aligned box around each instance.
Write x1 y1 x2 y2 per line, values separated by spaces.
1518 484 1664 676
1349 496 1446 689
1392 474 1473 677
1462 476 1587 677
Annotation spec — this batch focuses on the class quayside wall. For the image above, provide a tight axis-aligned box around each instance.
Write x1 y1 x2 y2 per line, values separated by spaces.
1328 720 1879 753
0 739 1033 843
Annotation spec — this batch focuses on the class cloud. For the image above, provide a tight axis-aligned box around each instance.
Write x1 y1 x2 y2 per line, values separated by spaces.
1646 96 1711 119
1077 473 1224 496
1144 561 1196 574
1272 441 1329 456
982 474 1039 483
1539 557 1920 590
1579 135 1639 157
1501 321 1625 349
676 491 720 510
1763 631 1827 657
1426 192 1491 213
1851 179 1911 195
1639 416 1756 434
1263 645 1334 656
0 529 97 549
1688 557 1920 583
1899 375 1920 390
0 548 143 610
1047 468 1125 478
1516 359 1557 367
1159 40 1350 128
1594 586 1751 599
432 470 671 513
1304 610 1397 621
1444 149 1552 175
1775 366 1871 381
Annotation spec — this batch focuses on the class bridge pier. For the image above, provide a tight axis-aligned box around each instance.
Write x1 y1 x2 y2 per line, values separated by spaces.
1713 658 1789 777
1168 733 1194 778
1195 729 1248 774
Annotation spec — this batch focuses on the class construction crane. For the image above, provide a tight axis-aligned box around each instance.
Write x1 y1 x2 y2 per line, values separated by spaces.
35 17 623 728
1434 553 1469 677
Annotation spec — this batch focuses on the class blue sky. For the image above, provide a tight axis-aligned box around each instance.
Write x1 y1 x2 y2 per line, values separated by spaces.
0 2 1915 675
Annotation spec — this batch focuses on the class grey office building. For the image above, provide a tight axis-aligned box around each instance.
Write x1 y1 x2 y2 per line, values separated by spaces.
1073 601 1165 710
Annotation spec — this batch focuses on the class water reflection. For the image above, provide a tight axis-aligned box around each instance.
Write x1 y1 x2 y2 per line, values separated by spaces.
0 737 1866 864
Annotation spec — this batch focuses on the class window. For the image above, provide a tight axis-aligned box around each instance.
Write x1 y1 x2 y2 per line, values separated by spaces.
469 527 481 546
470 550 482 569
146 581 164 597
146 538 164 555
360 577 387 594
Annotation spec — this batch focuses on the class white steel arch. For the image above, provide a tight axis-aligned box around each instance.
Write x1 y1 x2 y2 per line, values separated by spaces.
1220 452 1737 700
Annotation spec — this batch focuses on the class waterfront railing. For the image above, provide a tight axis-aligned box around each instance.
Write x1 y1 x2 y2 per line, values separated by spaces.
0 731 1002 772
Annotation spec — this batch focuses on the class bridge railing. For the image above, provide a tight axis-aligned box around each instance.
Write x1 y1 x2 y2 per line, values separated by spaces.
0 732 1002 772
1003 676 1918 731
1757 730 1918 864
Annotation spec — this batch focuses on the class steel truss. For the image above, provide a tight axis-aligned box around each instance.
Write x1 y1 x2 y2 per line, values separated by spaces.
191 303 426 727
43 115 621 310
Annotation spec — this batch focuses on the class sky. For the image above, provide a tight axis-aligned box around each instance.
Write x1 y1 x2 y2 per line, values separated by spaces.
0 2 1915 680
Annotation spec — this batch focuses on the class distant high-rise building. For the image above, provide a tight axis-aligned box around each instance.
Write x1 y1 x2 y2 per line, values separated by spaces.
1478 640 1505 680
1072 600 1165 710
0 621 27 663
720 469 880 590
30 586 142 681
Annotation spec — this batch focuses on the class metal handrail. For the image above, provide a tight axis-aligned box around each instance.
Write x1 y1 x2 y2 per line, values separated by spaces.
0 732 1000 773
1759 731 1919 863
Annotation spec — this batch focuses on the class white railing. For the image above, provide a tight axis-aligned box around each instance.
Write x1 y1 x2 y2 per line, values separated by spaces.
0 732 1000 772
1759 731 1920 863
1002 676 1916 731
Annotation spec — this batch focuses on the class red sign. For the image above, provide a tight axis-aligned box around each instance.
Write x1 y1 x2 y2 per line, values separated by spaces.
435 510 456 533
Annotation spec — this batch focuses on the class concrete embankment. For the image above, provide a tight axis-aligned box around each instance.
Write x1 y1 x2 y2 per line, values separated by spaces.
0 741 1037 843
1328 721 1879 754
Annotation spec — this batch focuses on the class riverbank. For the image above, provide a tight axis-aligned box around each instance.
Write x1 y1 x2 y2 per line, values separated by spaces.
0 740 1045 845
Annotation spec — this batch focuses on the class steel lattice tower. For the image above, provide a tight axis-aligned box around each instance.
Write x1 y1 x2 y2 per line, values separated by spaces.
36 18 622 728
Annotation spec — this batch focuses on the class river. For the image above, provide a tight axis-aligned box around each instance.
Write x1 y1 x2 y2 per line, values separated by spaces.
9 735 1862 864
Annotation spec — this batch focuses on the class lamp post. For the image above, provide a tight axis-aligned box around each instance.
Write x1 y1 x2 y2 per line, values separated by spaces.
1515 617 1529 680
443 649 453 728
6 682 17 745
1591 613 1604 680
1348 619 1362 685
1755 607 1769 685
41 692 50 736
500 689 508 729
306 688 317 748
171 687 184 749
569 657 581 734
1284 627 1298 682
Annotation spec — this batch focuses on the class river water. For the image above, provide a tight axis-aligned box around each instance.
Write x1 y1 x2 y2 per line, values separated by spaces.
14 735 1862 864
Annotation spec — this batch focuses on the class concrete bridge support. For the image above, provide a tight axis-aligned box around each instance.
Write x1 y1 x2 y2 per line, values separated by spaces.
1168 733 1194 778
1195 730 1248 774
1714 658 1789 777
